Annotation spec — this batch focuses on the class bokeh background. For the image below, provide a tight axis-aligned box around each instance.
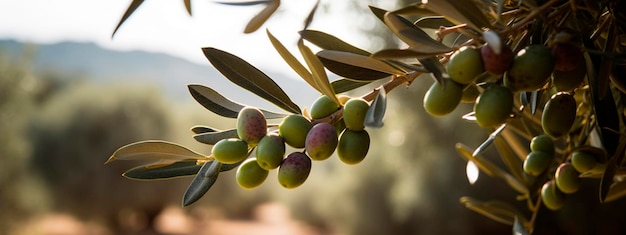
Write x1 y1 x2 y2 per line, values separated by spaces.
2 0 626 235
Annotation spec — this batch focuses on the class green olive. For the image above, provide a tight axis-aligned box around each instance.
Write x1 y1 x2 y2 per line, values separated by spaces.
310 95 340 119
523 151 552 176
337 129 370 165
236 158 269 189
570 151 597 173
505 45 555 92
343 98 370 131
447 46 484 84
474 84 513 128
278 114 313 148
255 134 286 170
542 92 576 138
555 163 581 194
423 80 463 116
541 180 566 210
212 138 249 164
530 134 555 157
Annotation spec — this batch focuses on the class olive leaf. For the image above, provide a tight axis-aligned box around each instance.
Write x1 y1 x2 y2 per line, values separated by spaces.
190 125 220 134
182 160 221 207
419 57 448 85
417 0 491 31
267 29 318 92
513 216 531 235
317 50 403 76
365 86 387 128
193 129 239 145
188 84 287 119
460 197 528 226
244 0 280 33
302 0 319 31
123 160 203 180
382 11 452 54
495 134 527 186
184 0 192 15
318 55 391 81
372 48 444 60
214 0 272 6
202 47 301 114
106 140 208 165
112 0 145 38
600 138 626 202
298 40 339 105
299 30 370 56
331 79 371 94
604 179 626 202
414 16 455 29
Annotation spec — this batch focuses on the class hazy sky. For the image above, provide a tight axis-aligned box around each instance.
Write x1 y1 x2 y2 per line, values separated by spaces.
0 0 389 76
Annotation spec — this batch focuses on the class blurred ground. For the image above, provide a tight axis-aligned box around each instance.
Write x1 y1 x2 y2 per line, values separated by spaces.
13 202 323 235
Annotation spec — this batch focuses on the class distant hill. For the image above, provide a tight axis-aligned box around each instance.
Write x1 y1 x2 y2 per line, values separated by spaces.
0 39 318 111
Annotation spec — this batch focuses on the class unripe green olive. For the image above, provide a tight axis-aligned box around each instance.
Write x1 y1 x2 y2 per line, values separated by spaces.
530 134 555 156
337 129 370 165
447 46 485 84
305 123 338 161
570 151 597 173
541 180 566 210
278 152 312 189
236 158 269 189
278 114 313 148
461 83 480 103
423 80 463 116
523 151 552 176
212 138 249 164
474 84 513 128
255 134 286 170
551 61 586 91
555 163 581 194
481 43 514 75
343 98 370 131
310 95 340 119
237 107 267 147
505 45 555 92
542 92 576 138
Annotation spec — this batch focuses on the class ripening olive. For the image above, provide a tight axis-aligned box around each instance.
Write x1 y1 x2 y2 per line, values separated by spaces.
505 45 556 92
423 80 463 117
555 163 581 194
278 152 312 189
530 134 555 156
481 42 514 75
551 61 586 91
343 98 370 131
236 158 269 189
551 43 583 72
571 151 597 173
542 92 576 138
279 114 313 148
305 123 338 161
337 129 370 165
212 138 249 164
447 46 485 84
255 134 286 170
541 180 566 210
523 151 552 176
310 95 340 119
474 84 513 128
237 107 267 147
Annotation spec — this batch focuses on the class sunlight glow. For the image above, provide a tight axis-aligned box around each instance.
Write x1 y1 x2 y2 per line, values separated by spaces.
466 161 479 185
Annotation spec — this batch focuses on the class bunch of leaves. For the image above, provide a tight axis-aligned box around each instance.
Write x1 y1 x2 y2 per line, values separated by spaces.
108 0 626 234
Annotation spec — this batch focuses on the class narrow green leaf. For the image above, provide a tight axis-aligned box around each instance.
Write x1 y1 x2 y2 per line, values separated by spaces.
460 197 528 226
600 138 626 202
317 50 404 75
202 47 301 114
190 125 219 134
364 87 387 128
299 30 370 56
298 40 339 104
267 29 318 92
368 6 387 23
302 0 318 31
419 0 491 31
418 57 448 85
188 84 287 119
604 179 626 202
244 0 280 33
495 135 527 186
331 79 371 94
382 12 452 54
215 0 271 6
106 140 207 164
318 56 390 81
112 0 145 38
123 160 202 180
193 129 239 145
183 0 192 15
414 16 455 29
472 124 506 157
182 161 221 207
372 48 443 60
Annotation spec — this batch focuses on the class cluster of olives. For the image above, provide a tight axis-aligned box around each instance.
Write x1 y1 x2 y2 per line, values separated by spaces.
212 95 371 190
423 38 585 130
522 134 608 210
